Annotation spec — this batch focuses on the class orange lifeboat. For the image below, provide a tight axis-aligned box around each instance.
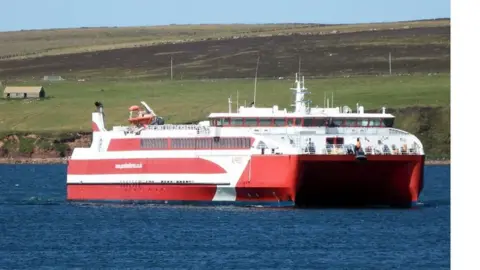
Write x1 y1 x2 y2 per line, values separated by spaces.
128 105 154 126
129 105 140 111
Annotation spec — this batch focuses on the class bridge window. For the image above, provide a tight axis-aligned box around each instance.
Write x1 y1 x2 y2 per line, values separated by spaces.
295 119 302 126
245 118 257 126
219 118 230 126
274 118 285 126
369 119 381 127
259 118 272 126
382 118 395 127
287 119 294 126
360 119 369 127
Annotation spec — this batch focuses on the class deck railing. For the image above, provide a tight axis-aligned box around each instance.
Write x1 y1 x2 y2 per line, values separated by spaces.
136 124 211 135
317 144 422 155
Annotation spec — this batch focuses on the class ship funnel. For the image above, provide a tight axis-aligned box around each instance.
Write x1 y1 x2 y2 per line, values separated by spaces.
92 101 106 132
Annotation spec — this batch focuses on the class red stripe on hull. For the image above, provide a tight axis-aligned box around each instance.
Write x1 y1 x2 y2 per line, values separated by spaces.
236 154 424 207
67 184 217 201
67 158 226 175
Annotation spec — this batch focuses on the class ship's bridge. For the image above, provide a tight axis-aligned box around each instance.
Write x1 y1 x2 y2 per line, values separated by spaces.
207 72 395 129
207 104 396 129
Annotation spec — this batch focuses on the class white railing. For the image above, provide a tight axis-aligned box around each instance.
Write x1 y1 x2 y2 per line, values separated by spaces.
388 128 410 135
144 124 211 135
318 144 423 155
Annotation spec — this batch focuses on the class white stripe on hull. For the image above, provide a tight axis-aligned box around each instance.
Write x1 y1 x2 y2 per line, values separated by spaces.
67 174 231 185
212 187 237 201
70 149 253 160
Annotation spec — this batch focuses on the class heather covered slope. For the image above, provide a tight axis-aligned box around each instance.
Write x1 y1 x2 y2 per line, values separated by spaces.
0 20 449 80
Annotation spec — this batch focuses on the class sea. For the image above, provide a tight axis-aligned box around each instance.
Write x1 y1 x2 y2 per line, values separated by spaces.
0 164 450 270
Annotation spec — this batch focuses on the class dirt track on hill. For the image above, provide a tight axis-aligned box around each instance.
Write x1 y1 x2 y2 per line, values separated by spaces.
0 26 450 79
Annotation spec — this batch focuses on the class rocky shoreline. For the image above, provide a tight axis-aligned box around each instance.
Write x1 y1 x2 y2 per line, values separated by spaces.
0 157 450 165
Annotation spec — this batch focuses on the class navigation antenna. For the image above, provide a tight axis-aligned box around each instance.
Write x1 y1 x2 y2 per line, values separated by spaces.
236 89 239 113
252 53 260 107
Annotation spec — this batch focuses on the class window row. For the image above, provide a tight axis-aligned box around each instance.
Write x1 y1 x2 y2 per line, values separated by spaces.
210 117 394 128
139 137 252 149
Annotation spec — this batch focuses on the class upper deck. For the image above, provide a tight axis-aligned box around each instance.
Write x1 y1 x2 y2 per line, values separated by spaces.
86 73 424 156
207 73 395 129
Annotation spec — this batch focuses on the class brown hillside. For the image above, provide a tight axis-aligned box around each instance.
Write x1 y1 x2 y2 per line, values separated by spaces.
0 26 450 79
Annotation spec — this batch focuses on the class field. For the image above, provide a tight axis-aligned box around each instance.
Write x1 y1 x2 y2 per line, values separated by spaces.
0 74 449 132
0 19 450 159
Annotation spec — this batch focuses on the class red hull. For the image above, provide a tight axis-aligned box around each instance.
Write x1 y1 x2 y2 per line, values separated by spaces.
67 154 424 208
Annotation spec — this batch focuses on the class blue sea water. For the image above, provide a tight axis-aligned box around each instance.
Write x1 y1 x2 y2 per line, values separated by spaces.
0 164 450 270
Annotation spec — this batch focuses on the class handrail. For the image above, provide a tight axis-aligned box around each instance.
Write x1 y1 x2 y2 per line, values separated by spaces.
146 124 211 134
320 143 422 155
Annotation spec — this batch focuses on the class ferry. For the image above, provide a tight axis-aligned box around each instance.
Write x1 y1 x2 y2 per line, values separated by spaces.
66 74 424 208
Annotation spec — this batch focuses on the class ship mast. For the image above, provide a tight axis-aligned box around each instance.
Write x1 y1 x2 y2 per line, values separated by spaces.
290 73 309 114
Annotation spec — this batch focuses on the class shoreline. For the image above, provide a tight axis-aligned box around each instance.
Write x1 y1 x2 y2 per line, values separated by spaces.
0 157 450 165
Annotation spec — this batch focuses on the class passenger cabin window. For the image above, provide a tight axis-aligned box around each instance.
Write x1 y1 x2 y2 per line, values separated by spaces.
345 119 357 127
140 138 168 149
359 119 369 127
259 118 272 126
168 137 252 149
274 118 285 126
244 118 257 126
303 118 314 127
231 118 243 126
326 137 344 145
209 117 392 128
332 119 343 127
